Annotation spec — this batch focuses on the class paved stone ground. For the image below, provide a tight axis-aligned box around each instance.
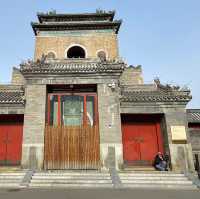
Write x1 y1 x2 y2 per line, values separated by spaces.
0 189 199 199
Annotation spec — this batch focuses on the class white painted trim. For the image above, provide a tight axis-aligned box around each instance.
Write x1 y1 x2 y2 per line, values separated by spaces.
65 44 88 58
96 49 108 59
23 143 44 147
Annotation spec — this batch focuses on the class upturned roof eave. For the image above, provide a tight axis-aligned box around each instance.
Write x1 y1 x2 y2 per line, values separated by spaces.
0 101 25 105
187 109 200 113
31 20 122 35
187 109 200 123
37 11 115 23
120 98 192 104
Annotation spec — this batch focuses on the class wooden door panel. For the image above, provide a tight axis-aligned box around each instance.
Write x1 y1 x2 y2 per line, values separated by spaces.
44 125 100 169
139 124 158 162
0 126 6 165
6 125 23 165
156 123 164 154
122 124 140 162
0 124 23 166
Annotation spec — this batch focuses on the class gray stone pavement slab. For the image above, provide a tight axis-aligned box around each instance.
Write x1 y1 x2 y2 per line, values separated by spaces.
0 188 199 199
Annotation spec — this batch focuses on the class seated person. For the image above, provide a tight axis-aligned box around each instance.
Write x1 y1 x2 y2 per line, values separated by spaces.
153 152 168 171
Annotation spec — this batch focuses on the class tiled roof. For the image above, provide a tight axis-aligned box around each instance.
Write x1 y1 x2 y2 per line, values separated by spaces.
120 84 192 103
31 20 122 35
32 11 120 35
187 109 200 123
0 85 25 104
20 59 125 75
37 11 115 23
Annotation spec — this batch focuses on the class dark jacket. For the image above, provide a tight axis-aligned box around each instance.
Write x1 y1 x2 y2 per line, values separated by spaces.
153 154 164 167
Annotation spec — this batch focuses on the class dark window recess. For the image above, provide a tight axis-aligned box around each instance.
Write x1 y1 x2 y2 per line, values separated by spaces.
67 46 86 58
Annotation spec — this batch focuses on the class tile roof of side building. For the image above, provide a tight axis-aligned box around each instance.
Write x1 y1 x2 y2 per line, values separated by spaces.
120 79 192 103
0 85 25 105
187 109 200 123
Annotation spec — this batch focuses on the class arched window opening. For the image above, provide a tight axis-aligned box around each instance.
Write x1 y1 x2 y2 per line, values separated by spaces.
97 51 106 62
67 46 86 58
47 52 56 59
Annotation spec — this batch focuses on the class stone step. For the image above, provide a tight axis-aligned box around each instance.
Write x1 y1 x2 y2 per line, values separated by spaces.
119 175 187 178
0 171 26 188
0 167 25 172
120 171 182 173
121 183 197 190
119 177 189 180
32 176 111 180
31 179 112 183
0 178 23 183
0 183 21 188
0 173 26 177
29 183 113 188
123 167 155 171
34 173 110 176
120 180 193 184
30 172 113 188
119 173 185 177
29 171 197 190
0 175 25 179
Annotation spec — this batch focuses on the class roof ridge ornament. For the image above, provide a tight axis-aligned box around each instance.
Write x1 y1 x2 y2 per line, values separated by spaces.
129 65 142 70
153 77 185 92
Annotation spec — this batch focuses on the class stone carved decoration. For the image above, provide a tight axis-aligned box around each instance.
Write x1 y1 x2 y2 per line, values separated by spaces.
129 65 142 70
39 54 48 63
47 52 56 60
37 10 57 16
153 77 186 92
97 51 106 62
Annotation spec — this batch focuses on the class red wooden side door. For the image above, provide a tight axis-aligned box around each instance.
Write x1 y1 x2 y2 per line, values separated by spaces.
0 124 23 166
0 125 7 165
122 122 163 166
122 124 141 162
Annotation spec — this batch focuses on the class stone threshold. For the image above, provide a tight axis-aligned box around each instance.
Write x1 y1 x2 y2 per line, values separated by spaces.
122 166 156 172
0 167 22 172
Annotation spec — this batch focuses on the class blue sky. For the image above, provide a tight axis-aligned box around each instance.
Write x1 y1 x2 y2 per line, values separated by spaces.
0 0 199 108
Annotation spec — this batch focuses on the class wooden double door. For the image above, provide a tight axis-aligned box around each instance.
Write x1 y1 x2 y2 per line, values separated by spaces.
45 92 100 169
0 124 23 166
122 122 164 166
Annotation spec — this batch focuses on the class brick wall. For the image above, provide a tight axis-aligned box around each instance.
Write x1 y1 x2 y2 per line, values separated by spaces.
11 67 25 85
120 66 144 85
34 32 119 60
97 83 123 170
21 84 46 169
189 127 200 154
